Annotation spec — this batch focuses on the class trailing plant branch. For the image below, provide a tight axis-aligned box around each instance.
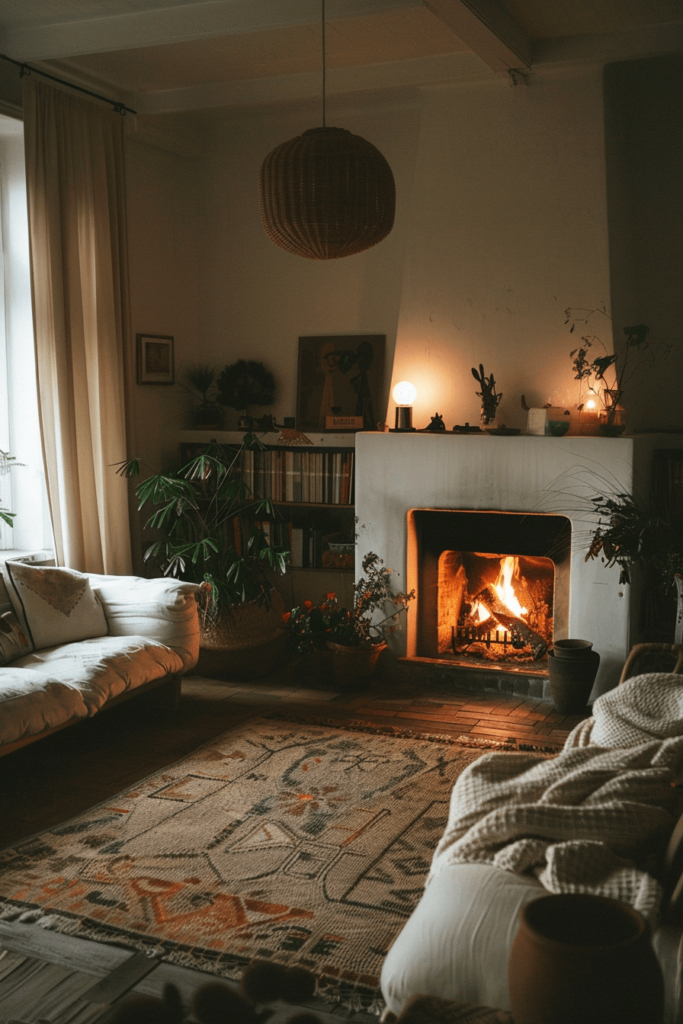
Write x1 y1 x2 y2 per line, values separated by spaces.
585 491 683 589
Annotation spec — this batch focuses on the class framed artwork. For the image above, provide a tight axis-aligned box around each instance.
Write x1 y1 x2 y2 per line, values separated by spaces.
296 335 385 432
136 334 174 385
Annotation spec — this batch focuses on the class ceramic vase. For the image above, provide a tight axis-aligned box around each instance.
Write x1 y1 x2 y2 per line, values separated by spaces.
508 893 664 1024
548 639 600 713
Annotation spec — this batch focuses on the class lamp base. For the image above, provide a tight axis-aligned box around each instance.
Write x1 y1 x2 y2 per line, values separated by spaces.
393 406 414 431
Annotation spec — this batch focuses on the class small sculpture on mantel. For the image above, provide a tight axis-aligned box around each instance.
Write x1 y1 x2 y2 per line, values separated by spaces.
424 413 446 432
472 363 502 426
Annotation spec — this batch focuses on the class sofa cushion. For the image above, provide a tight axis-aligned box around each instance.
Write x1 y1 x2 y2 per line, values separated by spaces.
0 667 88 746
4 562 107 651
88 575 201 672
381 863 545 1015
0 610 31 666
12 635 184 714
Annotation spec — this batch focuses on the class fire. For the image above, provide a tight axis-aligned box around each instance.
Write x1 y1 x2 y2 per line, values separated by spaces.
471 556 528 623
495 556 528 618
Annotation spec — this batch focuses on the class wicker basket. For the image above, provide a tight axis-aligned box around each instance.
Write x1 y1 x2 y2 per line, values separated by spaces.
260 126 395 260
196 590 287 680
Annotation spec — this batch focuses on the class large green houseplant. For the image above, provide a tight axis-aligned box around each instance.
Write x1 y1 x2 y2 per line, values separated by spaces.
117 435 287 618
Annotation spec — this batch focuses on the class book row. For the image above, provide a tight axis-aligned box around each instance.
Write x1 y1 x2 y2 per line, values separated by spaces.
239 449 354 504
256 521 354 571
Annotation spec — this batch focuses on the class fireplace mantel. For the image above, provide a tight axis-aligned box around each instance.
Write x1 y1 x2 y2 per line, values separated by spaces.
355 432 682 695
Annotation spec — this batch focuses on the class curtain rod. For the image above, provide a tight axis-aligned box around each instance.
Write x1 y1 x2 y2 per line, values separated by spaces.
0 53 137 115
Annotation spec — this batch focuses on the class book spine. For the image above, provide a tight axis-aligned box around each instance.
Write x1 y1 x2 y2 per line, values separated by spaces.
290 527 304 568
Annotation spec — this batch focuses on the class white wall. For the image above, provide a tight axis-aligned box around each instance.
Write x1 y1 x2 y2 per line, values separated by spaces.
125 129 201 472
391 66 611 431
196 93 422 428
126 68 611 447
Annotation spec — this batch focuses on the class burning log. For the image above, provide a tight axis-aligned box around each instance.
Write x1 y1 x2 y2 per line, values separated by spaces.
474 586 548 660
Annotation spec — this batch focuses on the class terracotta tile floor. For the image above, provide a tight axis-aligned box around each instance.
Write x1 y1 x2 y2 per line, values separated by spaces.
0 659 589 850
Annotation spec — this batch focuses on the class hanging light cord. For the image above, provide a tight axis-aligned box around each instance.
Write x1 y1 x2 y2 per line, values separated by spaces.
0 52 137 115
321 0 326 128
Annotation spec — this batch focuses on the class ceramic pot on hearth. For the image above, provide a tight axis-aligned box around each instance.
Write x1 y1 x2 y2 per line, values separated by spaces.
547 639 600 713
326 641 386 688
508 893 664 1024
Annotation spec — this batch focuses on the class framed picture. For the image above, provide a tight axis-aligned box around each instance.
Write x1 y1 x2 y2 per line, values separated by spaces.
296 335 385 432
136 334 174 385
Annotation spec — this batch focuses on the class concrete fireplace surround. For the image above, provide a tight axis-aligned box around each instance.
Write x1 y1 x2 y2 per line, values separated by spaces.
355 432 683 698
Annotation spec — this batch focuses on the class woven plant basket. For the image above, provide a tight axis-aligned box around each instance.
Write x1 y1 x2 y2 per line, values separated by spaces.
196 589 287 680
260 126 395 260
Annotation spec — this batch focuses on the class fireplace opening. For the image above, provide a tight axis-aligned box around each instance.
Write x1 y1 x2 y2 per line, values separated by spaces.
408 510 571 667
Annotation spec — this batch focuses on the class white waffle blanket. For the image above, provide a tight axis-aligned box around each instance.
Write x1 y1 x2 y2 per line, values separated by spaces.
430 674 683 923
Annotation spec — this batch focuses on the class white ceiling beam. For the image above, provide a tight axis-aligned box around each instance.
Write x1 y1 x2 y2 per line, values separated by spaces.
533 20 683 67
0 0 422 62
423 0 531 72
132 51 491 115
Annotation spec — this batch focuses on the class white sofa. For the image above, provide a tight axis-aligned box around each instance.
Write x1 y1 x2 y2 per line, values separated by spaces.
381 672 683 1024
0 572 202 757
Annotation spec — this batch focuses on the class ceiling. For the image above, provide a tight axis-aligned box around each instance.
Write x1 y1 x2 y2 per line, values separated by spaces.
0 0 680 115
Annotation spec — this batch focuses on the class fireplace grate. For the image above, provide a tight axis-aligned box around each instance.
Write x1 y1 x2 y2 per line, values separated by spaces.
451 624 528 653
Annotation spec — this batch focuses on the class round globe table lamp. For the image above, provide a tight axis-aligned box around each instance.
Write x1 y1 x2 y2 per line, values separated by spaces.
392 381 417 432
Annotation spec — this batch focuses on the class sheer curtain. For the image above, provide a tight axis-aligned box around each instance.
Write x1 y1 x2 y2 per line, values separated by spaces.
22 76 132 575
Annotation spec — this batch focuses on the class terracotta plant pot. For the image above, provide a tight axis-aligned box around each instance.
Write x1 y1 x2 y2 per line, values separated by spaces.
326 640 387 689
548 640 600 713
197 590 287 680
509 893 664 1024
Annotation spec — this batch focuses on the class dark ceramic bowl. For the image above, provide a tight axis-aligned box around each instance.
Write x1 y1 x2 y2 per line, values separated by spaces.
547 419 570 437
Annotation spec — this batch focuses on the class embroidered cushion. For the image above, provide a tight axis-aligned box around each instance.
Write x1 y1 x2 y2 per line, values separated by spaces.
0 610 31 666
4 562 108 651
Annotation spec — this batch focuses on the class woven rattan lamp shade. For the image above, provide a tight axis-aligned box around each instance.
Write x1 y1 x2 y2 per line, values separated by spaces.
260 126 396 260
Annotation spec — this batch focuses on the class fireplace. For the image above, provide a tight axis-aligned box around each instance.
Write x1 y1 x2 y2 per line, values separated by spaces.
354 432 683 696
411 509 570 666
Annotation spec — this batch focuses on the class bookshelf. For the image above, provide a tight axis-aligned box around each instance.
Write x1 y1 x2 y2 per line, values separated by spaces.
178 431 357 607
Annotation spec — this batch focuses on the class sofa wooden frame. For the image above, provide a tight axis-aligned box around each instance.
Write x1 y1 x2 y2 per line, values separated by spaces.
0 672 182 759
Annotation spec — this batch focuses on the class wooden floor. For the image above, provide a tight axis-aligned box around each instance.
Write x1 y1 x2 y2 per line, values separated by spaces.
0 659 588 1023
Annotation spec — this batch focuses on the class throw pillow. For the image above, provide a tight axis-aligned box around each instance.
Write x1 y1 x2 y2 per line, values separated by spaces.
0 610 31 665
4 562 108 651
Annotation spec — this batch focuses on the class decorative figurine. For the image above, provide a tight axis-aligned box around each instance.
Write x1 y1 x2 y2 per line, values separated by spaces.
472 363 502 426
424 413 446 432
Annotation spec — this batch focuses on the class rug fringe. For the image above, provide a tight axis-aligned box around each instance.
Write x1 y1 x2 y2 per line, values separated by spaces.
0 900 386 1015
264 712 559 755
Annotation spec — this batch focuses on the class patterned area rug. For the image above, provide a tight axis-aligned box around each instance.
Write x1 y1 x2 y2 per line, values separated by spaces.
0 718 489 1011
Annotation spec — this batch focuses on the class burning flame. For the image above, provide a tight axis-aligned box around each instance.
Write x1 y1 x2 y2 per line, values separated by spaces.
472 556 528 623
495 556 528 618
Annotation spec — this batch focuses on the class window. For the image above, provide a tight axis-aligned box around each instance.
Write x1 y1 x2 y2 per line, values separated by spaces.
0 113 52 555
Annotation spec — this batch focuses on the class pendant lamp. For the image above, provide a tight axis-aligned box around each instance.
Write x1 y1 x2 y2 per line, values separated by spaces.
259 1 396 260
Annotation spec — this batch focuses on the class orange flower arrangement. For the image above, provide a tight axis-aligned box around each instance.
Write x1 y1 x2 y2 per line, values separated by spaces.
283 553 414 654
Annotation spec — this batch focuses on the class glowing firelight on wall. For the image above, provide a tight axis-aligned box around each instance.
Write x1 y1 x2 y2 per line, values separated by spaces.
391 381 417 431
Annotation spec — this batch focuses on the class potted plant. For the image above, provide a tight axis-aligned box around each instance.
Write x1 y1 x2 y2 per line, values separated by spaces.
283 552 415 687
0 449 21 531
116 435 289 678
182 363 222 430
586 489 683 642
216 359 276 430
566 307 663 435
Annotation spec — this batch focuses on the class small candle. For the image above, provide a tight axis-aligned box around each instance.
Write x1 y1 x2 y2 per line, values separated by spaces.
579 398 600 435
